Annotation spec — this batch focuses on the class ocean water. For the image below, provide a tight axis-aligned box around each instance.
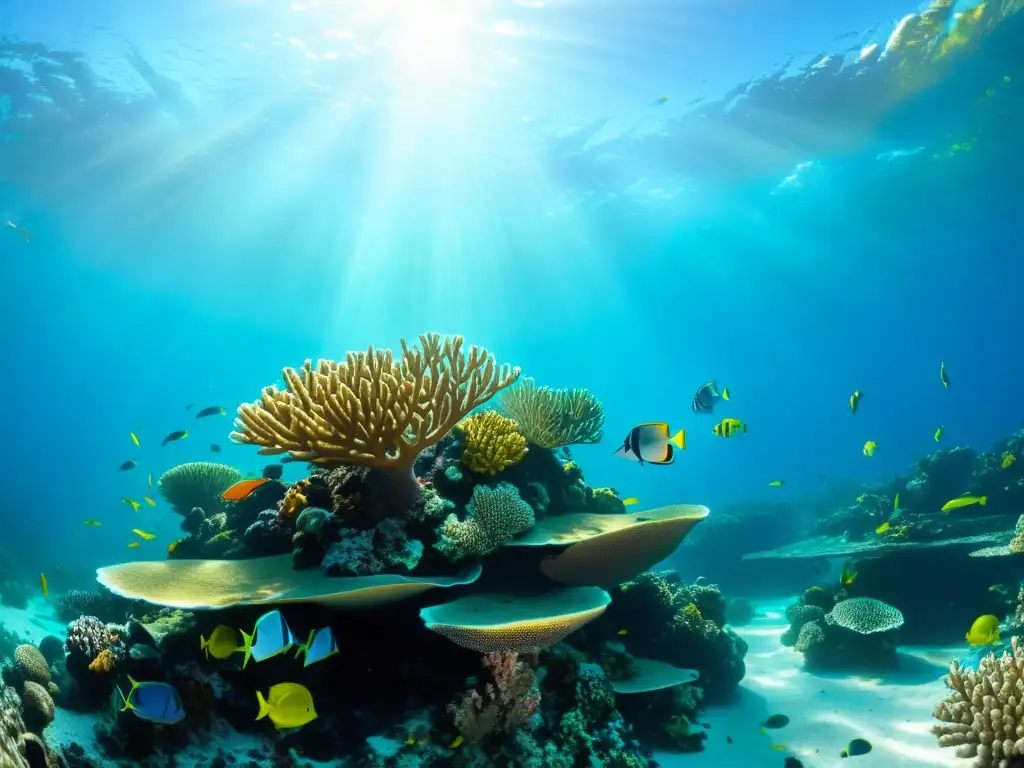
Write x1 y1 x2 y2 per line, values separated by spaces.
0 0 1022 766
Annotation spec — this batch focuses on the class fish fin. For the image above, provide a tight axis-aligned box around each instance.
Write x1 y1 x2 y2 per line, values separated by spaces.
721 387 730 400
127 675 139 690
669 430 686 450
255 691 270 721
240 630 253 669
980 496 988 505
116 685 134 713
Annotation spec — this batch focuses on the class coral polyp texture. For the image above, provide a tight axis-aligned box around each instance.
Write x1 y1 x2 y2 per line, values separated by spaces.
457 410 528 475
157 462 242 517
933 636 1024 766
437 482 536 559
230 333 521 470
497 377 605 448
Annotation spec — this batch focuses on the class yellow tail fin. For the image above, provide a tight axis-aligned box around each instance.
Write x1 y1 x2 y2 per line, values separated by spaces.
670 430 686 450
721 387 730 401
255 690 270 721
240 630 254 669
979 496 988 506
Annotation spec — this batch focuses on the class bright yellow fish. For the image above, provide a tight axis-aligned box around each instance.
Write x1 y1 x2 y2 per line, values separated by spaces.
856 494 866 503
449 735 464 749
148 473 154 487
934 426 943 442
768 480 785 487
130 432 140 447
617 628 628 636
83 520 102 527
1002 452 1016 470
622 497 640 506
127 542 141 549
201 625 240 660
940 361 949 388
132 529 157 541
840 563 857 585
123 497 141 513
875 521 891 535
863 440 877 457
850 390 861 415
966 615 1000 647
256 682 318 730
893 493 900 511
941 496 987 513
39 573 48 600
144 496 157 507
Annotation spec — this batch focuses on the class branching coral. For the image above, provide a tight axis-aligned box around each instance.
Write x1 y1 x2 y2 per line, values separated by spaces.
449 652 541 743
436 483 535 560
497 378 605 449
230 333 520 474
158 462 242 517
458 411 528 475
933 635 1024 766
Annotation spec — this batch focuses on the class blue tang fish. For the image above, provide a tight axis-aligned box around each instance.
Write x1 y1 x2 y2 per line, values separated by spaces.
294 627 339 668
117 675 186 724
240 609 295 668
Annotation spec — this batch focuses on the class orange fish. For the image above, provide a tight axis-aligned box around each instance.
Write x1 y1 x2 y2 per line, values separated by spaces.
221 478 271 501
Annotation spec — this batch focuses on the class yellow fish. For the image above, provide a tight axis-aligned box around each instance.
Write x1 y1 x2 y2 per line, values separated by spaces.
130 432 140 447
840 563 857 585
405 736 416 746
850 390 862 414
148 473 153 487
893 493 900 511
449 735 464 749
875 521 891 535
965 615 1000 647
622 497 640 506
856 494 866 503
1002 452 1016 470
201 625 240 660
83 520 102 527
132 529 157 541
770 744 787 751
934 426 943 442
940 361 949 388
863 441 877 457
768 480 786 487
123 497 141 513
144 496 157 507
39 573 48 600
617 628 629 636
713 418 746 438
127 542 141 549
941 496 987 513
256 682 318 730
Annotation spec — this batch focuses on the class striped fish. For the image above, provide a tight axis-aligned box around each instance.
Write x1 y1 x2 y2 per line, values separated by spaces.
692 381 730 413
613 423 686 465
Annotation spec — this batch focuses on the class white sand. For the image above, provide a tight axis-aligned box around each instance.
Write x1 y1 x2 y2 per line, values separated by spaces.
656 600 965 767
0 596 65 645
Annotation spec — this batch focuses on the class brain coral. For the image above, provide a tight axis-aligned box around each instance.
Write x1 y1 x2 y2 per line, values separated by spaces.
436 483 535 560
20 682 54 732
827 597 904 634
158 462 242 517
14 645 50 686
458 411 527 475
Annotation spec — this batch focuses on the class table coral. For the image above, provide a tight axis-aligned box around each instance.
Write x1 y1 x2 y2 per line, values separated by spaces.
497 377 605 449
457 411 528 475
436 483 535 559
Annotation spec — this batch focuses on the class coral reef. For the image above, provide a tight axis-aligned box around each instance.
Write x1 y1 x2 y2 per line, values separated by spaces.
436 483 536 560
497 377 605 449
449 652 541 742
457 411 528 476
158 462 242 518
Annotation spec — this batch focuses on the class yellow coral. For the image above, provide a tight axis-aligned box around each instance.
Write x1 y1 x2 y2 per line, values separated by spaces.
88 649 116 675
682 602 702 620
563 461 579 475
281 480 310 517
458 411 527 475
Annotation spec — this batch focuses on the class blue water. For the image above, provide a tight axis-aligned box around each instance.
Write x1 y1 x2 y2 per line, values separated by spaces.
1 0 1021 585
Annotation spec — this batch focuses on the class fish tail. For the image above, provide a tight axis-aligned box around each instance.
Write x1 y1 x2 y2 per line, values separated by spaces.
742 423 747 433
721 387 730 401
255 691 270 721
980 496 988 506
116 685 134 713
670 430 686 450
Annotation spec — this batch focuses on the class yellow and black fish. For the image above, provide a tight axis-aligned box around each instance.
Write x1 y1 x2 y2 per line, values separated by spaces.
692 381 730 414
613 423 685 466
161 430 188 447
713 418 746 438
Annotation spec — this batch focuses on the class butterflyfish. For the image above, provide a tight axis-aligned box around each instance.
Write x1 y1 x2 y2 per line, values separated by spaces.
850 391 861 414
118 675 186 724
613 423 685 465
1002 452 1016 469
940 495 986 512
768 480 786 487
195 406 227 418
863 441 877 457
840 563 857 585
132 528 157 541
6 221 31 243
622 497 640 506
294 627 340 668
119 460 136 471
127 542 141 549
965 615 1000 647
122 497 142 513
201 625 240 660
940 362 949 388
713 418 746 438
161 430 189 447
39 573 48 600
222 478 272 501
83 520 102 527
840 738 872 757
144 496 157 507
255 683 318 730
934 426 944 442
130 432 140 446
239 610 295 668
692 381 729 414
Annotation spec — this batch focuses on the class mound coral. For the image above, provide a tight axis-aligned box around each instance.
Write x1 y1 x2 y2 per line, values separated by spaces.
458 411 528 475
827 597 905 634
13 646 49 687
437 483 536 559
933 635 1024 766
230 333 520 476
158 462 242 517
19 681 53 733
497 377 605 449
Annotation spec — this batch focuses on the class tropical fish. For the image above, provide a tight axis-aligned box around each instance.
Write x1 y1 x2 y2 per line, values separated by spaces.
770 744 787 751
39 573 48 600
622 497 640 506
761 714 789 729
6 220 31 242
161 430 188 447
692 381 730 414
211 444 222 453
613 423 685 466
118 675 186 724
840 738 872 757
840 563 857 585
934 426 944 442
856 494 866 503
863 441 877 457
405 735 416 745
849 391 862 414
256 683 318 730
1002 452 1016 470
263 464 284 480
893 493 900 511
83 520 102 527
130 432 140 447
222 478 271 501
940 362 949 388
294 627 340 668
144 496 157 507
201 625 240 660
966 615 1000 647
940 495 987 513
239 610 295 668
617 628 628 636
196 406 227 418
652 95 669 105
768 480 785 487
449 735 464 749
185 403 195 410
148 473 153 487
127 542 141 549
713 418 746 438
132 529 157 541
119 460 137 471
875 521 891 535
122 497 142 513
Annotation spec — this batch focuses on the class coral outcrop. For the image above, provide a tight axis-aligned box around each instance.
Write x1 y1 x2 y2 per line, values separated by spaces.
497 377 605 449
457 411 528 475
436 483 536 559
158 462 242 518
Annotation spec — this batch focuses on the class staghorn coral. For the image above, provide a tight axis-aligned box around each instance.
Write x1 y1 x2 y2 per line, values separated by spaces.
436 483 535 560
450 652 541 743
158 462 242 517
230 333 520 473
933 635 1024 766
497 377 605 449
458 411 528 475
